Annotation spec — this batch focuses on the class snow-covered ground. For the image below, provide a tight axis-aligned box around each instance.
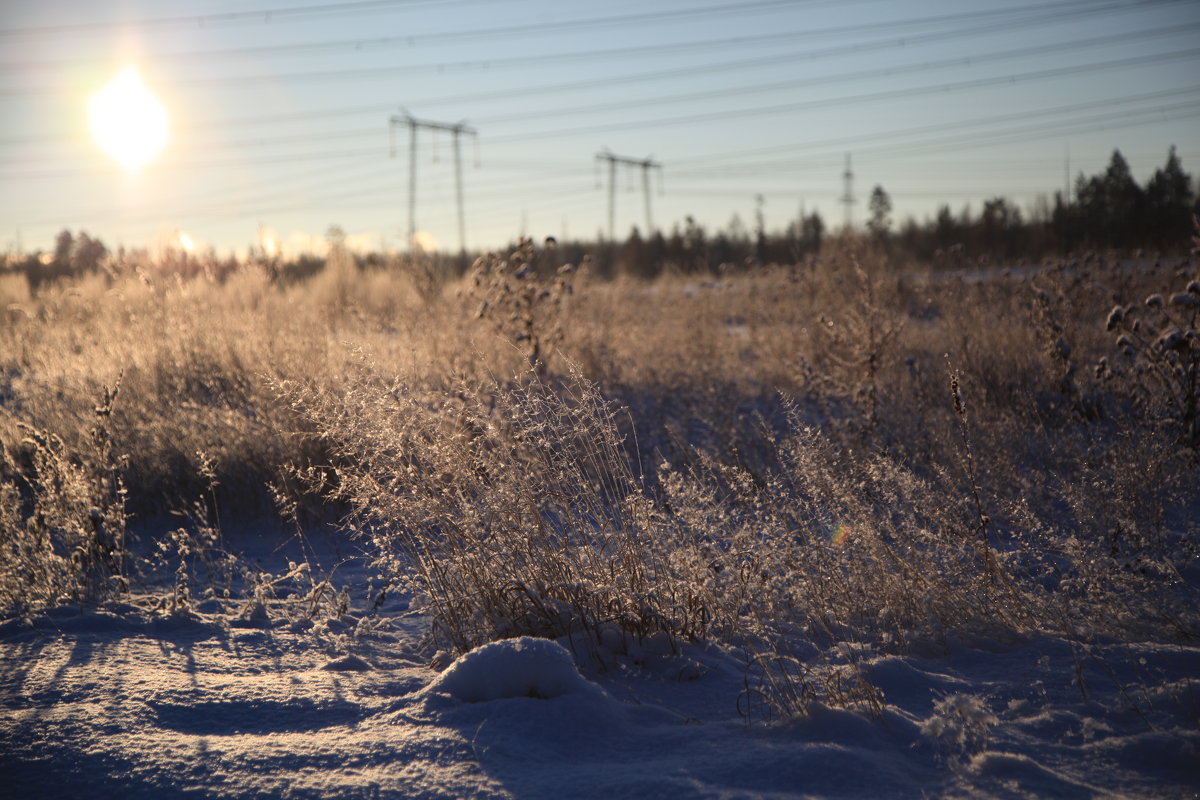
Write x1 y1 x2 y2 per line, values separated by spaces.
2 542 1198 799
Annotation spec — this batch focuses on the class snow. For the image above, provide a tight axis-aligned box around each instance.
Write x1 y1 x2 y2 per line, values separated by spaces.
323 654 376 672
421 637 608 703
2 551 1199 799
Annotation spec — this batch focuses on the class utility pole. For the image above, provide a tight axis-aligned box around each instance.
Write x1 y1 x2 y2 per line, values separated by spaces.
840 153 856 231
389 111 477 256
595 150 662 241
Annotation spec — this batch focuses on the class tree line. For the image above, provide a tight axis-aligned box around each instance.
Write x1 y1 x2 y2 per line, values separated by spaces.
879 146 1197 263
6 147 1195 290
551 146 1196 278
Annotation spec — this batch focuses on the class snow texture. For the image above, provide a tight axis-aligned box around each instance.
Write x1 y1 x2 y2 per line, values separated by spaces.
2 555 1199 799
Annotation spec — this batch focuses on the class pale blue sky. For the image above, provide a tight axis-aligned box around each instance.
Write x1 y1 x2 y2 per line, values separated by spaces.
2 0 1198 256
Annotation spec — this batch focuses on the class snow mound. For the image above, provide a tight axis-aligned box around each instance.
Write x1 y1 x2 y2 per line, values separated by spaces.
424 636 606 703
322 653 375 671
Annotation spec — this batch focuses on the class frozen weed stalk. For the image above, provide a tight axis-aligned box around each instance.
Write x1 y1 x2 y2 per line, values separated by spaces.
739 650 884 725
0 377 128 615
809 262 903 434
1103 278 1200 448
154 451 239 617
921 693 998 762
462 237 584 378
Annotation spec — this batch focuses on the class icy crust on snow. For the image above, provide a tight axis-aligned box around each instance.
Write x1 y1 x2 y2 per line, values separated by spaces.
2 597 1199 799
422 636 608 703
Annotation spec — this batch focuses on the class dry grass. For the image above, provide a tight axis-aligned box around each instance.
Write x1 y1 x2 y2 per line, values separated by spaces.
1 242 1197 714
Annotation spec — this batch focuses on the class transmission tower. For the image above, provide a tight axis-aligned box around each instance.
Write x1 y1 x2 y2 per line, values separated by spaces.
595 150 662 242
1064 144 1072 204
840 153 856 230
389 112 477 255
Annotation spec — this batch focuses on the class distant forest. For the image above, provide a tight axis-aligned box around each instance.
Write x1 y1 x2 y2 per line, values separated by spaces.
7 146 1198 290
591 145 1199 277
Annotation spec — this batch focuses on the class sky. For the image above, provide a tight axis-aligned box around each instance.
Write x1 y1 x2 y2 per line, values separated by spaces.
1 0 1198 258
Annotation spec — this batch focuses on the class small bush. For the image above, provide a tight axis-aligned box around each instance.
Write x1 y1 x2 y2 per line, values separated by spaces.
285 365 695 655
0 380 127 615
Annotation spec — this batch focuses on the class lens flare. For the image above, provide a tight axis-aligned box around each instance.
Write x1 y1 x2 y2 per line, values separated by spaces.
88 66 168 172
259 227 281 258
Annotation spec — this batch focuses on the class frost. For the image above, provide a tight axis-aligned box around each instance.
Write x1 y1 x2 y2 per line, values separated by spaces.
921 693 998 758
1157 328 1188 352
1170 292 1198 309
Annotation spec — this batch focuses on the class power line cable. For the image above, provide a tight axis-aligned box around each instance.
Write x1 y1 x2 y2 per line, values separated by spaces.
0 0 805 41
668 105 1200 181
668 85 1200 170
251 104 1200 219
480 47 1200 144
0 0 497 38
468 22 1200 127
34 96 1194 232
0 0 1172 98
845 105 1200 165
25 166 592 229
1 0 1102 68
9 21 1193 167
7 45 1195 182
31 158 594 228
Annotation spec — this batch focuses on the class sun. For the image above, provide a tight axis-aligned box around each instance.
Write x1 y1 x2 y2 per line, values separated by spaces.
88 66 168 172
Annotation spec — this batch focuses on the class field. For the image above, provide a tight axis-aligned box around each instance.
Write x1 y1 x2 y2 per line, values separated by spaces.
1 241 1198 798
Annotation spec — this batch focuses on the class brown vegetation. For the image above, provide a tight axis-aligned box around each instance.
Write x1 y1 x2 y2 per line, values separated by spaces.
1 237 1197 714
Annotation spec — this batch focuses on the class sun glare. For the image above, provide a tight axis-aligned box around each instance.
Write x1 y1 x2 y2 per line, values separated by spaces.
88 66 168 172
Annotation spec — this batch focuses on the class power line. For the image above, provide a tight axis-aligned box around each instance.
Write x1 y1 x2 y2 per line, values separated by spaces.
156 155 389 219
10 47 1198 187
0 0 802 41
466 22 1200 127
664 104 1200 182
21 109 1197 239
0 102 397 147
28 153 595 228
1 0 1106 69
36 93 1196 234
668 85 1200 171
4 146 389 181
0 0 1170 98
0 0 491 38
9 21 1195 169
6 46 1196 184
479 47 1200 145
23 168 598 233
1 8 1135 147
840 105 1200 166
